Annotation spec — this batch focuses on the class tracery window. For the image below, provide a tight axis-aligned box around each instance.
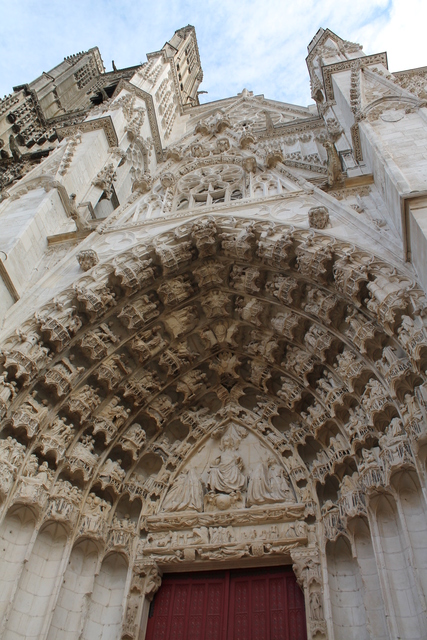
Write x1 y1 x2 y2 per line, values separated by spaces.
175 164 244 211
251 172 282 197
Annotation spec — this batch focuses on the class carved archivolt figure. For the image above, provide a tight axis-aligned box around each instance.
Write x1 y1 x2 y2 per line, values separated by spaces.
161 469 204 512
206 435 246 494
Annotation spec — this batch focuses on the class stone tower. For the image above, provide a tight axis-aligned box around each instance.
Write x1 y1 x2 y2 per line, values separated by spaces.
0 25 427 640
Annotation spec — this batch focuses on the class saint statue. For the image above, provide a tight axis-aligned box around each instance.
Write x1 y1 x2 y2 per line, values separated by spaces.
268 458 295 502
247 457 294 506
161 469 203 512
246 461 271 506
206 434 246 494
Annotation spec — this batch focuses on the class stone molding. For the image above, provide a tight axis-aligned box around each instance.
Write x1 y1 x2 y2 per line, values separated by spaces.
56 115 118 147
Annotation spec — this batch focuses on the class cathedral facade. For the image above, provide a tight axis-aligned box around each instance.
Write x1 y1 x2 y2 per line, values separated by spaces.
0 24 427 639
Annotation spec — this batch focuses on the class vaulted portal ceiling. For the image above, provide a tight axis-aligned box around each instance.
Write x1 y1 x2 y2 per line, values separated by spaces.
0 217 426 557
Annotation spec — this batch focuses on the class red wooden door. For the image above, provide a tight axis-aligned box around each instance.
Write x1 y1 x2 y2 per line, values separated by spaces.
145 567 307 640
228 567 307 640
146 571 229 640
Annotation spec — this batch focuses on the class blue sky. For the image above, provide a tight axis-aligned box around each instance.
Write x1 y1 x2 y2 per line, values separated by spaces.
0 0 425 107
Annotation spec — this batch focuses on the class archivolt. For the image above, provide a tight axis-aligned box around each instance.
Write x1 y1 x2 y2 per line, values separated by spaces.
0 216 426 554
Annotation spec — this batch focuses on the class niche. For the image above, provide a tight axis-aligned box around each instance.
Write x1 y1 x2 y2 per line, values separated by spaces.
326 536 369 640
0 506 36 622
81 552 128 640
298 436 322 466
394 470 427 604
316 474 339 506
372 492 427 638
5 522 68 638
347 517 389 639
133 453 163 482
47 539 99 640
114 494 142 522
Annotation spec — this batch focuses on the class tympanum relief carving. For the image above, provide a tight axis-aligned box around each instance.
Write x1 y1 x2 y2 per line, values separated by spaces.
157 421 296 516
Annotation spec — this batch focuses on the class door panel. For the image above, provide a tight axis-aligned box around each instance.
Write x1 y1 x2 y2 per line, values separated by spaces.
146 572 228 640
145 567 306 640
228 568 307 640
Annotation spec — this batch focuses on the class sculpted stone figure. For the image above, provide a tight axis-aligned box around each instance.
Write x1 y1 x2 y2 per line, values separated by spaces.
43 416 74 444
0 436 26 466
80 492 111 533
1 332 51 384
308 206 329 229
247 457 295 506
161 469 204 512
65 384 101 423
69 194 91 231
100 396 129 425
93 396 131 443
99 458 126 484
78 323 119 359
22 460 52 488
120 423 146 459
0 372 17 404
11 391 49 438
206 435 246 494
200 290 232 318
310 591 324 621
0 372 17 418
44 357 85 397
359 447 381 472
118 296 160 330
268 459 295 502
77 249 99 271
361 378 389 412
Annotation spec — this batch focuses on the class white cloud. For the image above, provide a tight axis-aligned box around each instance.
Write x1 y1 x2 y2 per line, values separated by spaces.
0 0 425 107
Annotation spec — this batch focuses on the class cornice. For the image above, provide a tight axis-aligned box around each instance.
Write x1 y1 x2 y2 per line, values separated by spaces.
257 116 325 140
56 115 118 147
322 53 388 102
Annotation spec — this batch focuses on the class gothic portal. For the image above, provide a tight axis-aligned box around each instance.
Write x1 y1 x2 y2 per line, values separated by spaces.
0 24 427 640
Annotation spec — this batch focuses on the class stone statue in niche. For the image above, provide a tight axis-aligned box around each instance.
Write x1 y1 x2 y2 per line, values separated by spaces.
65 384 101 423
44 357 85 397
161 469 204 512
0 372 17 417
37 302 82 352
99 458 126 485
310 591 324 621
0 437 26 498
120 423 146 460
247 457 295 506
358 447 381 473
66 434 98 481
11 391 49 438
379 417 407 450
1 331 51 384
80 492 111 534
200 290 232 318
21 460 52 488
0 436 26 467
92 396 130 443
41 416 74 451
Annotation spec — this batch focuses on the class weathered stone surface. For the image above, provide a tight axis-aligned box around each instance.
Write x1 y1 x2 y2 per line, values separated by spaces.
0 24 426 640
